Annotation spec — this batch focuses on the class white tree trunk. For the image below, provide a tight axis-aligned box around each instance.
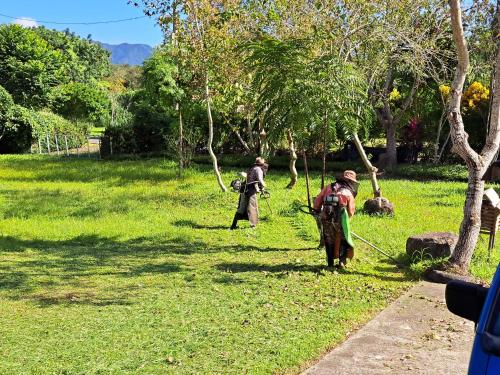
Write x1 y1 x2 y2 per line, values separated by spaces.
258 118 268 157
286 129 298 189
205 74 227 192
178 105 184 176
352 132 381 197
447 0 500 271
247 116 255 152
433 110 447 163
232 127 251 154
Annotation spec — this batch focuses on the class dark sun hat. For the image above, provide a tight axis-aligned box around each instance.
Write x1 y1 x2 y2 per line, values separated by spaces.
339 170 358 183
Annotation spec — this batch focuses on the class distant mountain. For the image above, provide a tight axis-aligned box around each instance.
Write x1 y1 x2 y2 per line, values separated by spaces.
100 43 153 66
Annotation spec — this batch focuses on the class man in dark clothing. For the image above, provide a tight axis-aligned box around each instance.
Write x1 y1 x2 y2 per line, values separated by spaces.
230 157 268 229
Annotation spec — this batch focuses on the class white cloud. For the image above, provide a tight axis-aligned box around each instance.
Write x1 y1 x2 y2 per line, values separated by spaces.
13 17 38 28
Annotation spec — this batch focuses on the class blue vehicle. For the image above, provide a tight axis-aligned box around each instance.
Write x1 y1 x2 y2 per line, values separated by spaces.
446 264 500 374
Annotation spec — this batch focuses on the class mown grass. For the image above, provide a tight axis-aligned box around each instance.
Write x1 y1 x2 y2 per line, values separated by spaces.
90 127 105 136
0 155 497 374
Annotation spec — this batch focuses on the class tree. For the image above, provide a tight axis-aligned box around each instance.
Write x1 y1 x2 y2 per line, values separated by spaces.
0 25 66 108
131 0 246 192
50 82 111 126
446 0 500 272
0 85 15 140
33 26 111 83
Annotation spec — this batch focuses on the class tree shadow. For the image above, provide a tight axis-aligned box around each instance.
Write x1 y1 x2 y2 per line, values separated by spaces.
0 233 303 304
216 260 416 282
215 262 325 275
173 219 229 230
29 291 135 308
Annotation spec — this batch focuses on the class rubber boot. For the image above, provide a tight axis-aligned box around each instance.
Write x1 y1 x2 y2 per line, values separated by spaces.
326 245 334 267
230 213 239 230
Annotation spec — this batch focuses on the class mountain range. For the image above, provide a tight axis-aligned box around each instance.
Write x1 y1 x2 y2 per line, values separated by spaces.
100 43 154 66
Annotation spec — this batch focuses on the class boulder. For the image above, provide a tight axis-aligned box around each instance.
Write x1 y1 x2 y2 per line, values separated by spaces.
363 197 394 216
406 232 458 259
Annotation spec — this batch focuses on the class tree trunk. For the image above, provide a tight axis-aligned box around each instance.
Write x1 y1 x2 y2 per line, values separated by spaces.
321 112 328 189
247 116 255 152
446 0 500 272
205 74 227 192
352 132 381 197
286 129 298 189
258 118 268 157
178 105 184 176
437 130 451 162
232 127 251 154
385 120 398 168
433 110 447 163
450 172 484 269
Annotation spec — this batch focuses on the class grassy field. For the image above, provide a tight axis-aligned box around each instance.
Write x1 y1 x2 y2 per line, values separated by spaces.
0 155 497 374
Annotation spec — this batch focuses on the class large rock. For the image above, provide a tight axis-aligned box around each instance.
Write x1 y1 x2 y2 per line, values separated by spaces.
406 232 458 259
363 197 394 216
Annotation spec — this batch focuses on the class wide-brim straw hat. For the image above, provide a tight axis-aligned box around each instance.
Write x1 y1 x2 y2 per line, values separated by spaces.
255 157 266 166
339 170 358 183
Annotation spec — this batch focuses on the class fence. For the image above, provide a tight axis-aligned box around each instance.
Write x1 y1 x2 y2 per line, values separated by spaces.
30 133 117 159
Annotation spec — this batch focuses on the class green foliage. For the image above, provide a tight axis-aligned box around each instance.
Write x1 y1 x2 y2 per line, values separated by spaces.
0 24 110 110
31 110 89 142
0 104 34 153
50 82 111 125
245 37 372 151
0 25 66 108
0 84 14 115
142 46 183 112
33 27 111 83
0 108 89 153
103 64 142 94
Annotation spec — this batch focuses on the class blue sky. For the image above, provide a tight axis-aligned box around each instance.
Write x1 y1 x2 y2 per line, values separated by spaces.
0 0 163 46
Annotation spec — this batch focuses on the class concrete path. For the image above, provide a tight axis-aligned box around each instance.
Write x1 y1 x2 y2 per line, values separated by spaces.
303 282 475 375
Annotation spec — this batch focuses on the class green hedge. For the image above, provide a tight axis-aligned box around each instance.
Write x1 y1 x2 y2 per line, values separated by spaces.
391 164 468 182
193 154 470 182
192 154 363 173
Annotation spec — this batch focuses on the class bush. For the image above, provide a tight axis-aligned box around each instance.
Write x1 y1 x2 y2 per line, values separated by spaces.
101 104 174 157
0 84 14 116
32 111 89 149
0 108 90 154
0 104 34 153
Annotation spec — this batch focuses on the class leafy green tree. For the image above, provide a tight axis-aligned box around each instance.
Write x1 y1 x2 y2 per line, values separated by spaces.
0 24 66 108
50 82 111 126
33 27 111 83
0 85 15 139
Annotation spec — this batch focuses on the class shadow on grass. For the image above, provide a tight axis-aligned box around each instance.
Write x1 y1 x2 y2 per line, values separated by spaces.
216 262 326 275
30 291 135 307
0 234 301 304
173 219 229 230
216 260 416 282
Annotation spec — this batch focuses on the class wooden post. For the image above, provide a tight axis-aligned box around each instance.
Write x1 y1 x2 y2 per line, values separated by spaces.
87 138 91 158
98 137 102 160
46 133 51 154
64 135 69 156
38 138 42 154
303 150 312 209
55 134 60 155
110 136 113 155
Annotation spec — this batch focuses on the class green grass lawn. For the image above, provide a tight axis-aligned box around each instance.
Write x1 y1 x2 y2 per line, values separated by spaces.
90 127 105 136
0 155 497 374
